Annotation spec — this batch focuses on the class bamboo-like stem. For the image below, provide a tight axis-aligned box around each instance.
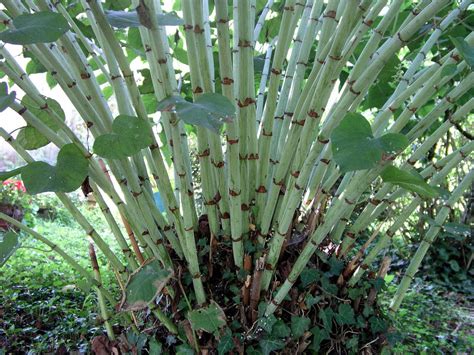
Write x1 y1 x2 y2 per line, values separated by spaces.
390 170 474 312
89 243 115 340
215 0 244 266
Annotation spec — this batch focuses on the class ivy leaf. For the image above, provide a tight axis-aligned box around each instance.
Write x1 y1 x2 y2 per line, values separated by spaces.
271 320 291 338
335 303 355 325
291 316 311 338
331 113 408 172
188 301 226 335
157 94 235 133
0 12 69 45
380 166 439 198
217 330 235 355
310 327 329 352
258 314 277 332
105 10 184 28
93 115 153 159
369 316 388 333
0 232 19 267
450 37 474 70
0 82 16 112
318 308 333 331
21 144 89 194
119 259 173 311
17 97 66 150
259 337 285 355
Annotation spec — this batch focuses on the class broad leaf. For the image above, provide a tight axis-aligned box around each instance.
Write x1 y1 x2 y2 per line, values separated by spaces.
119 259 173 311
0 82 16 112
380 166 439 198
157 94 235 133
271 320 291 338
0 12 69 45
16 97 66 150
0 231 19 267
450 37 474 70
105 10 184 28
187 301 226 334
93 115 154 159
331 113 408 172
22 144 89 194
0 167 23 181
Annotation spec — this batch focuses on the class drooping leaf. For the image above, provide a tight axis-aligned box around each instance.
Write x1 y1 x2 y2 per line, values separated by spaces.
105 10 184 28
450 37 474 70
157 94 235 133
93 115 154 159
331 113 408 172
291 316 311 338
119 259 173 311
21 144 89 194
16 97 66 150
0 82 16 112
0 232 19 267
187 301 226 334
380 166 439 198
0 12 69 45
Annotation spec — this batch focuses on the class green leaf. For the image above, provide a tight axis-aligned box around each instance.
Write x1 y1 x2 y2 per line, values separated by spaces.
300 268 320 287
157 94 235 133
380 166 439 198
291 316 311 338
0 167 24 181
441 64 457 77
450 37 474 70
105 10 184 28
93 115 154 159
335 303 355 325
218 330 235 355
310 327 329 352
258 314 277 332
0 232 19 267
369 316 388 333
318 308 333 331
119 259 172 311
21 144 89 194
0 12 69 45
331 113 408 172
188 301 226 335
17 97 66 150
449 259 460 272
271 320 291 338
259 337 285 355
0 82 16 112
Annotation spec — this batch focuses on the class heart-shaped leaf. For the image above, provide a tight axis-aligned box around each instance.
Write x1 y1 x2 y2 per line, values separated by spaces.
0 231 19 267
105 10 184 28
188 301 227 335
17 97 65 150
22 144 89 194
0 12 69 45
0 82 16 112
331 113 408 172
119 259 173 311
380 166 439 198
93 115 154 159
450 37 474 70
157 94 235 133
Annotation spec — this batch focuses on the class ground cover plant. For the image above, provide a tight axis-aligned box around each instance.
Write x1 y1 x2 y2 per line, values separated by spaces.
0 0 473 353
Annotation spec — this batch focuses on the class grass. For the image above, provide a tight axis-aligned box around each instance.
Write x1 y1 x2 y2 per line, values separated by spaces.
0 199 472 353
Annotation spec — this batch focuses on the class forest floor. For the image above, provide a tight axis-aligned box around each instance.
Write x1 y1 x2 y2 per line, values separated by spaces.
0 202 472 354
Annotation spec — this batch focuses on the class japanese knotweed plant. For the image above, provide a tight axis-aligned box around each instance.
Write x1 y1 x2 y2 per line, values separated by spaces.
0 0 472 352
